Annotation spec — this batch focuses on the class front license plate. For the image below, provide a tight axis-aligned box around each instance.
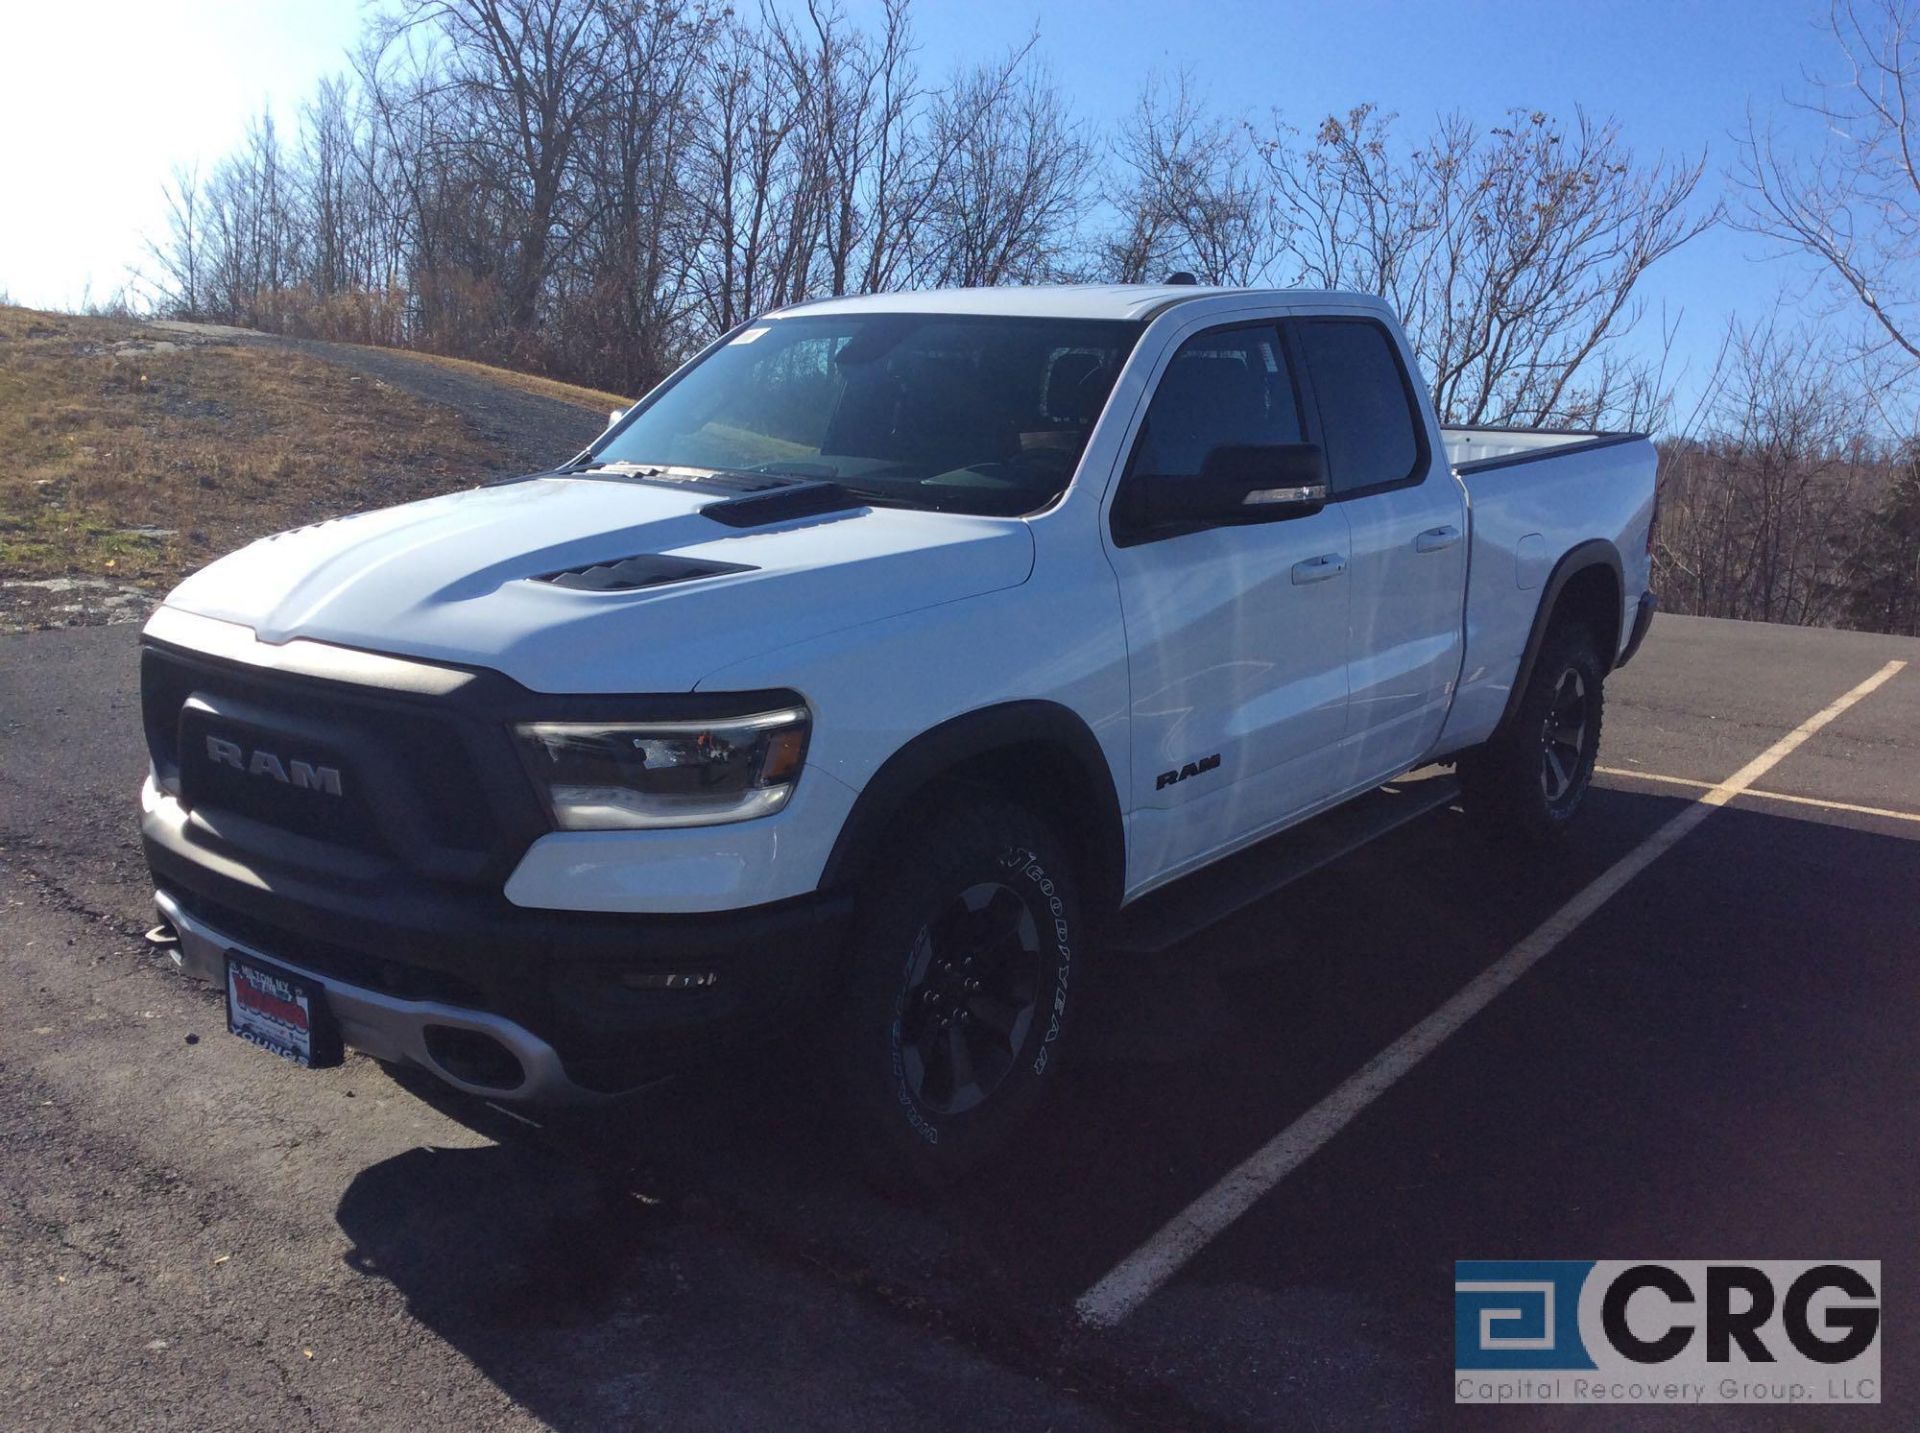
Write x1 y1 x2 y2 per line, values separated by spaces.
225 954 341 1068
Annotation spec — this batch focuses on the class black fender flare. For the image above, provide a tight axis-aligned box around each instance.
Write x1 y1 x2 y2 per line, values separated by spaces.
1498 539 1624 734
817 700 1126 918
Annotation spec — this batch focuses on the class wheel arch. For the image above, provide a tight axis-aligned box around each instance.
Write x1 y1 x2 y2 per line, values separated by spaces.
818 701 1126 924
1499 539 1624 735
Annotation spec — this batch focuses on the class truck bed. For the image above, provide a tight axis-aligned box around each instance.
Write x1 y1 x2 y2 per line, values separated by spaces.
1441 425 1645 474
1431 426 1658 756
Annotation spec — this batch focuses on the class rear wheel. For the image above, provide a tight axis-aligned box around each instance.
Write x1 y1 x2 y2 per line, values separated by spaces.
1460 623 1606 843
835 793 1078 1188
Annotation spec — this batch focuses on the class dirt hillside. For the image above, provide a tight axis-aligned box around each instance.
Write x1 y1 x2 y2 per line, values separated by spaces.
0 309 619 631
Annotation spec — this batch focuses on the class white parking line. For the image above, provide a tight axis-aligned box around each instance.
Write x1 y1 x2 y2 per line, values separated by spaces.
1074 659 1909 1328
1598 766 1920 825
1595 767 1714 789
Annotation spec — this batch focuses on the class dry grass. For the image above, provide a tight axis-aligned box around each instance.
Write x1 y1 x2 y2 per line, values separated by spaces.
393 347 630 412
0 306 498 590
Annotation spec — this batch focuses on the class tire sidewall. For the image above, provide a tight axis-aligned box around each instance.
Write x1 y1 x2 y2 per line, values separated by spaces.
1460 624 1607 842
1526 629 1605 828
840 797 1079 1182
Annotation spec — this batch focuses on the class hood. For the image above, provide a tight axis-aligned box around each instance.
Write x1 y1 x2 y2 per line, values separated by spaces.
161 475 1036 692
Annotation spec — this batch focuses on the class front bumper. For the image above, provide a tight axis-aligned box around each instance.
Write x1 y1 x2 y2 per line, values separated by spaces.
137 614 857 1100
157 887 594 1101
146 792 854 1100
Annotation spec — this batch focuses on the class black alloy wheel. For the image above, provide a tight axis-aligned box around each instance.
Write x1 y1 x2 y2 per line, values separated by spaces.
897 880 1042 1115
1460 622 1606 843
1539 665 1592 806
835 792 1081 1187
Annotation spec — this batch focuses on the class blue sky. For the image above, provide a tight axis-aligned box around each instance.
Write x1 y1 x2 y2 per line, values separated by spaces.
0 0 1842 399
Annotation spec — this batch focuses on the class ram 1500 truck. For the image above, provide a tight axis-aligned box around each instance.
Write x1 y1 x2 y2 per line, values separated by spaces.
139 284 1656 1180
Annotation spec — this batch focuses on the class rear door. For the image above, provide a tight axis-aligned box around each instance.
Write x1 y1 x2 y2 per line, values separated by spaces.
1104 319 1353 893
1289 316 1466 784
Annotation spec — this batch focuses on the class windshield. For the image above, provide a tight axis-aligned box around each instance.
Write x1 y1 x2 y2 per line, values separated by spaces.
585 313 1143 516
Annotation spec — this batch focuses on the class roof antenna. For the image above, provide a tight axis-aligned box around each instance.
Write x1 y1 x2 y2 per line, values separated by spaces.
1163 270 1199 285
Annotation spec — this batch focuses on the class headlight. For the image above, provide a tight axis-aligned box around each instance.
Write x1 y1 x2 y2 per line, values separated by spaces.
513 706 810 830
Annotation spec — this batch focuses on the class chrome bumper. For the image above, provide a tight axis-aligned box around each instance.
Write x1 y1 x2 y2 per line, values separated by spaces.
153 888 603 1104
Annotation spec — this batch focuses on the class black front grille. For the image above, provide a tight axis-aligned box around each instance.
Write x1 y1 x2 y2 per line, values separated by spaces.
142 640 524 883
178 695 384 848
141 632 807 895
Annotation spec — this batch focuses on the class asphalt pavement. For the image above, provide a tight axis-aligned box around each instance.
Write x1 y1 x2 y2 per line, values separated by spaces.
1 612 1915 1430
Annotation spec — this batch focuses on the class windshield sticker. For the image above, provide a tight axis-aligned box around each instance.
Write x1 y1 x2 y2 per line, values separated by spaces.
732 326 771 344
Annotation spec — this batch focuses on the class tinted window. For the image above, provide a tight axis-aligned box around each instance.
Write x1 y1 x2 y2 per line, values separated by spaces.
1129 325 1302 480
1294 320 1421 495
590 314 1141 516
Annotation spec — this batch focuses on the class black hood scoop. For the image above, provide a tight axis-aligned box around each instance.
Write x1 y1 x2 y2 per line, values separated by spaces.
698 477 866 528
537 553 755 592
561 463 871 529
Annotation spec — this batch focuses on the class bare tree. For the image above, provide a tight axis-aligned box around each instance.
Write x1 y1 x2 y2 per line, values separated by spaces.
1656 319 1879 626
923 61 1090 287
136 0 1711 443
1101 73 1279 285
1840 447 1920 632
394 0 612 339
687 13 810 331
1263 105 1716 426
142 163 204 317
560 0 713 389
1734 0 1920 373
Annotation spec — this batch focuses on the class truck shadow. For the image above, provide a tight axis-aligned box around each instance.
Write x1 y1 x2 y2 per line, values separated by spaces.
337 1140 653 1331
333 785 1920 1427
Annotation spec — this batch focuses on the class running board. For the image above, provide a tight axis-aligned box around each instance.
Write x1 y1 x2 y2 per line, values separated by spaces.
1105 769 1461 955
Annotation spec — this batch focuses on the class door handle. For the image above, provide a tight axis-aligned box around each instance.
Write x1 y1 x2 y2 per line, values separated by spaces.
1414 524 1463 553
1291 553 1347 585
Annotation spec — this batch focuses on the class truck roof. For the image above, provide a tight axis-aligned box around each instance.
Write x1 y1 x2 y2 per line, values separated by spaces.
775 284 1392 324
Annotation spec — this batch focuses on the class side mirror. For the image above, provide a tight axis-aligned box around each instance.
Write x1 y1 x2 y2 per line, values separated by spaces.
606 408 627 430
1126 443 1328 531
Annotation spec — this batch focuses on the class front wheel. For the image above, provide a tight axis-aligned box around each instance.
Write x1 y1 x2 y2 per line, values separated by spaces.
1460 623 1606 843
835 793 1080 1189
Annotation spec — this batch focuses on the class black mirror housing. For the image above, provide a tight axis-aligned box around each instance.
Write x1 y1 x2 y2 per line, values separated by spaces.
1121 443 1329 537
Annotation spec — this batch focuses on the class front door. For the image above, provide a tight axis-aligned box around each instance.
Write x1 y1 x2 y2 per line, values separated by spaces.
1105 320 1353 895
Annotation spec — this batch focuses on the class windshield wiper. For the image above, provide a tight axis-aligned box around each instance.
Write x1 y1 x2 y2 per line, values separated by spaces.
829 482 915 510
567 458 666 475
744 461 844 480
567 458 918 512
733 462 932 509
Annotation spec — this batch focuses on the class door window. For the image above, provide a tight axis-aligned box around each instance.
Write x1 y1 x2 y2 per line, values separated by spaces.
1128 325 1304 481
1292 319 1424 496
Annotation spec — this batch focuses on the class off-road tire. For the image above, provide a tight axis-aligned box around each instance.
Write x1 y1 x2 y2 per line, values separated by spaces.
1460 623 1606 843
835 792 1080 1190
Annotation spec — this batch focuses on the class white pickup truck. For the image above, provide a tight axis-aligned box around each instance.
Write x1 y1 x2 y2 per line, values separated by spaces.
138 284 1656 1181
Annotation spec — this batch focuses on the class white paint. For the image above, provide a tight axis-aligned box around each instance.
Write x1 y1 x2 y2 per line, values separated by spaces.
1595 766 1713 789
1738 787 1920 824
1074 658 1908 1328
1599 765 1920 825
502 763 858 913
